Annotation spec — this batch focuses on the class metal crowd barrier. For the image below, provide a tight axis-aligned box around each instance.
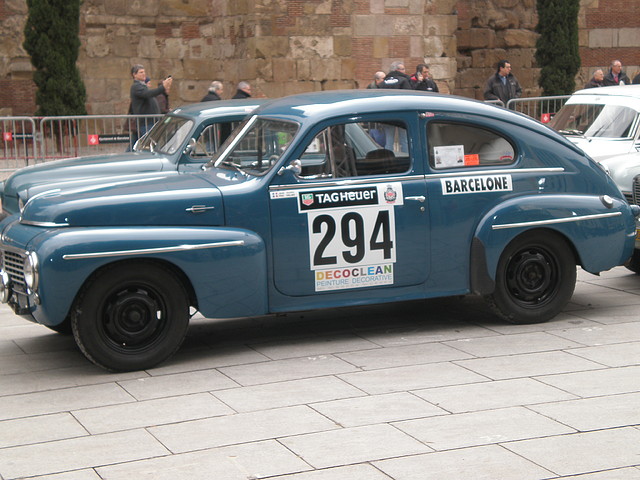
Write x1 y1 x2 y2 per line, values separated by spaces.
0 117 38 172
38 114 162 161
0 96 571 172
506 95 571 123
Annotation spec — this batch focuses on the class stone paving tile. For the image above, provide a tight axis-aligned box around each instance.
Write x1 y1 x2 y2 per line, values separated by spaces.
568 341 640 367
148 405 339 454
550 322 640 346
218 355 359 386
475 313 601 335
337 362 488 394
528 392 640 432
358 321 496 348
280 424 432 469
556 467 640 479
0 429 169 479
0 366 143 397
310 392 447 427
144 344 271 376
0 413 88 448
454 351 603 380
249 333 380 360
117 369 240 401
569 304 640 325
503 427 640 477
213 376 365 413
0 339 23 356
393 406 574 451
374 444 554 480
10 328 79 354
444 331 583 357
72 392 234 434
27 471 102 480
95 440 311 480
535 365 640 397
335 342 473 370
1 350 89 374
569 284 640 308
0 383 134 421
268 464 393 480
413 378 578 413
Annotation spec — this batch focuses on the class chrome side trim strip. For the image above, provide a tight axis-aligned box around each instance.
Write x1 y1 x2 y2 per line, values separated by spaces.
269 175 425 190
425 167 564 179
63 240 245 260
270 168 565 191
492 211 622 230
20 219 70 227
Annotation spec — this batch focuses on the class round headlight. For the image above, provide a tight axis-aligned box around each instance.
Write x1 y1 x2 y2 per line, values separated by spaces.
23 251 39 292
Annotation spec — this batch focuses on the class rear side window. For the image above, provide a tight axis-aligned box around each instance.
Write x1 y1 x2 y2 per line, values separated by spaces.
428 122 515 169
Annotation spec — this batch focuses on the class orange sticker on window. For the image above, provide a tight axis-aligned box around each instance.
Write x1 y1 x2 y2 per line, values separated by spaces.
464 154 479 166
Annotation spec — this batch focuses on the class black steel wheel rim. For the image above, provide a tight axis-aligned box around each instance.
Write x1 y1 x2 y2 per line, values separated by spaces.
101 285 168 352
505 246 559 307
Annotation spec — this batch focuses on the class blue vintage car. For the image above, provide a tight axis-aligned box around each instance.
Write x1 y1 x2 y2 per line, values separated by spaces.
0 90 637 371
0 99 263 216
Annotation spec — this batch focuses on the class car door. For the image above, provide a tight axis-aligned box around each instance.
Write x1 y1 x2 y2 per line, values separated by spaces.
269 114 430 297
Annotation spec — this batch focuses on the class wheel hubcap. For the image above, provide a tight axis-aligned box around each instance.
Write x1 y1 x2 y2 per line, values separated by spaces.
103 288 165 348
506 248 557 305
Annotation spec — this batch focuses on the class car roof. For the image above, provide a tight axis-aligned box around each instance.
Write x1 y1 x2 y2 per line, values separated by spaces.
168 98 267 120
253 89 553 136
572 85 640 98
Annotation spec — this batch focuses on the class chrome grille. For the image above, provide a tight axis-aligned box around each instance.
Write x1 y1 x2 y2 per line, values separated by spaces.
3 250 25 288
633 177 640 205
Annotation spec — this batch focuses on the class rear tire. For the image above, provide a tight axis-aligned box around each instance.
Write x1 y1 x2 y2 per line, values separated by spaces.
485 232 576 324
624 249 640 274
71 262 190 371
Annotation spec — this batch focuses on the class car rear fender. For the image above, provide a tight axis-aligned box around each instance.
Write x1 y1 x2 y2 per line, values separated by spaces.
469 194 635 295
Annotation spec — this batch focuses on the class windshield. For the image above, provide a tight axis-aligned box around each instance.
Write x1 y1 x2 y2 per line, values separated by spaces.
136 116 194 154
211 117 299 175
550 103 639 138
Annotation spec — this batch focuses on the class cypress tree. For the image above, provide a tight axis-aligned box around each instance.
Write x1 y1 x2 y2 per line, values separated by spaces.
23 0 87 115
535 0 581 95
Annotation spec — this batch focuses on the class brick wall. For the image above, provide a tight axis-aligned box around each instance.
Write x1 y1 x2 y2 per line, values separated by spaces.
0 0 638 116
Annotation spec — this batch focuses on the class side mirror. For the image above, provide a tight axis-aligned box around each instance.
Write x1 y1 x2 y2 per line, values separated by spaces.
278 159 302 176
184 138 197 155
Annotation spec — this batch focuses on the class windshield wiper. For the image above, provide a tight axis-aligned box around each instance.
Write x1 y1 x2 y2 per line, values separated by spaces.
558 129 586 138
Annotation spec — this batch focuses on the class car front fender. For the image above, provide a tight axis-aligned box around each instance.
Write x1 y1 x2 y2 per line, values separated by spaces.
24 226 268 326
470 194 636 295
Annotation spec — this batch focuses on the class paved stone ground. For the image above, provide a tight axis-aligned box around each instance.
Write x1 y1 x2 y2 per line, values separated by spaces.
1 266 640 480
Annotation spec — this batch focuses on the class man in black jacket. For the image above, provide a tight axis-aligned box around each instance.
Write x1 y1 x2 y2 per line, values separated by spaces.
232 81 252 99
381 61 412 89
483 60 522 106
201 81 224 101
411 64 439 92
128 64 172 147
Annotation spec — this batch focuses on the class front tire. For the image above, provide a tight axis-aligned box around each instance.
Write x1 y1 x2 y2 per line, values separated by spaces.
485 231 576 324
71 262 190 371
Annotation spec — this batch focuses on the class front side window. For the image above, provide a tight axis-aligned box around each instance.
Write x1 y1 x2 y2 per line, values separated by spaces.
298 120 411 179
550 103 639 138
189 121 242 158
212 117 299 175
428 122 515 169
136 116 194 154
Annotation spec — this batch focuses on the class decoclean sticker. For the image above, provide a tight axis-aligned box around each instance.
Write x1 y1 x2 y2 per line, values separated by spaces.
299 183 402 291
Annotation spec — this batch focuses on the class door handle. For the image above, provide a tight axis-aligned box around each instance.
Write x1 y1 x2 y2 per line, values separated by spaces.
186 205 216 213
405 196 426 203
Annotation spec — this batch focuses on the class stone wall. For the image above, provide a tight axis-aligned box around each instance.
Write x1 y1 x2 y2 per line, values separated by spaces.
0 0 638 116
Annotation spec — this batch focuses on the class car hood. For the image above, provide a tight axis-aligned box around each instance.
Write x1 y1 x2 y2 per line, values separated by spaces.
567 137 634 159
19 173 224 227
2 152 170 212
